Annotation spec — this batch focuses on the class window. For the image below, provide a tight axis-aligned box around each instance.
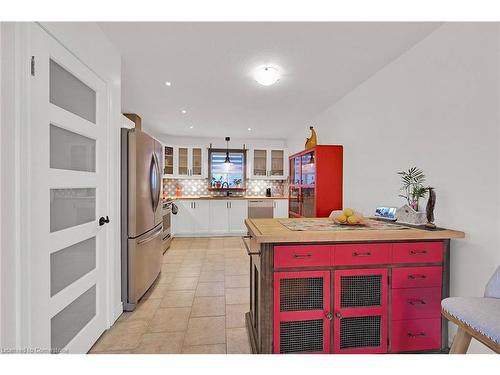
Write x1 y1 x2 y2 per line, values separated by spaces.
208 149 246 189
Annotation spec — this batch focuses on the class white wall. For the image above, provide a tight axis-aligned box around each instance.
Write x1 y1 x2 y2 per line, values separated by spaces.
287 23 500 353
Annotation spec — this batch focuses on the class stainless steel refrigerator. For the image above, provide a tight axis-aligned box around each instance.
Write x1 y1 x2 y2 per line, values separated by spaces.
121 114 163 311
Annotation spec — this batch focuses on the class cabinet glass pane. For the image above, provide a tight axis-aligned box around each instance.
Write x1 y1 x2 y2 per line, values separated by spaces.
192 148 202 176
50 59 96 124
164 146 173 175
253 150 267 176
51 285 96 353
178 148 188 175
271 150 284 176
302 187 315 217
50 237 96 296
301 152 316 185
289 187 301 216
50 125 96 172
50 188 95 232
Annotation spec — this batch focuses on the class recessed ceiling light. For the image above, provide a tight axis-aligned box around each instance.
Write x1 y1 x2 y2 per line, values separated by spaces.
253 65 281 86
181 109 187 114
247 127 252 131
165 81 171 86
189 125 194 129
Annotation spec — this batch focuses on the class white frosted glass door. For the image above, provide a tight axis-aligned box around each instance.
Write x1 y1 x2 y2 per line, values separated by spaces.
30 24 108 354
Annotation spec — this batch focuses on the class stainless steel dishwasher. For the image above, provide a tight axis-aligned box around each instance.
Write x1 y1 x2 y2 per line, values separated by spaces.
248 200 274 218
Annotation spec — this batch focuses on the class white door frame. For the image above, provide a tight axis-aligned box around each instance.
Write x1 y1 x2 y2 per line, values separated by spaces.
0 22 121 351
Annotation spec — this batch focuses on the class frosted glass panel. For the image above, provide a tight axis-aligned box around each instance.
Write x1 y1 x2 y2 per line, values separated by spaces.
50 188 95 232
50 125 96 172
50 59 96 123
51 285 96 353
51 237 96 296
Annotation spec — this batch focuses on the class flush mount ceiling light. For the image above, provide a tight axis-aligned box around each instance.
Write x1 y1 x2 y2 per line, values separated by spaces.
247 127 252 131
181 109 187 114
253 65 281 86
165 81 171 86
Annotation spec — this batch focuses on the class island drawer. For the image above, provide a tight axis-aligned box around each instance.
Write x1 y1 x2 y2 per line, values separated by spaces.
334 243 391 266
392 266 442 289
391 287 442 320
274 245 331 269
392 242 443 264
391 318 441 352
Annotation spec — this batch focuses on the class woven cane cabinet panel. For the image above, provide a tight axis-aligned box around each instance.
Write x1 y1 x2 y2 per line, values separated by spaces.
273 271 331 354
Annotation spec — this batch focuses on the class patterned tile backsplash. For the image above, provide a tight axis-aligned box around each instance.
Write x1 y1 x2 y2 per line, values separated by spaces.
163 178 287 197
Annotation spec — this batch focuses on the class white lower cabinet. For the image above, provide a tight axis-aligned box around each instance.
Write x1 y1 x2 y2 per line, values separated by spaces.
228 200 248 234
174 199 248 236
173 200 209 235
209 200 230 235
273 199 289 218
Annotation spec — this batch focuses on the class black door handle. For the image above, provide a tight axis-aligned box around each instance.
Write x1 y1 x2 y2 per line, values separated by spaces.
99 216 110 226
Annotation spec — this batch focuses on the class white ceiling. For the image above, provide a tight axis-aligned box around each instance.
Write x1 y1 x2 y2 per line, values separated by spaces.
99 22 441 140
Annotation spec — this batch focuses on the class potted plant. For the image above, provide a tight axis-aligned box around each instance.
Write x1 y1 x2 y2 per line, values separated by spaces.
233 178 242 188
397 167 427 211
215 176 223 189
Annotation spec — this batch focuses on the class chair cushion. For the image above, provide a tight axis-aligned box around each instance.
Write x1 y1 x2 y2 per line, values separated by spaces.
484 266 500 298
442 297 500 344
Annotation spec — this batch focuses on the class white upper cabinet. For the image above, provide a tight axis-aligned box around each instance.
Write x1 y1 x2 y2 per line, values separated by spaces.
249 148 288 180
163 145 207 179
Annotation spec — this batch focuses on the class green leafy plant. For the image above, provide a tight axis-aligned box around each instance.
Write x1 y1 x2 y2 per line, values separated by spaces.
398 167 427 211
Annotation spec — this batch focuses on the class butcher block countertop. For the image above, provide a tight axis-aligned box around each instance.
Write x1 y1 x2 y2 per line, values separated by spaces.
245 218 465 244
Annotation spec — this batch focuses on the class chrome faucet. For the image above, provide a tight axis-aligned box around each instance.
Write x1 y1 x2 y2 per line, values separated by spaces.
221 182 229 188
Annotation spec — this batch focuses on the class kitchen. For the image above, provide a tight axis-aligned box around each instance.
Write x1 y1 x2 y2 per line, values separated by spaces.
1 7 499 370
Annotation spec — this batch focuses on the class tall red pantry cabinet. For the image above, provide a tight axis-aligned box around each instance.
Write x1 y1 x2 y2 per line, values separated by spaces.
289 145 343 218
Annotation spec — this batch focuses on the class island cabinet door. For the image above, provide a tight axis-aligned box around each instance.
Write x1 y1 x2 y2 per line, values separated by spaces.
273 271 331 354
333 268 388 354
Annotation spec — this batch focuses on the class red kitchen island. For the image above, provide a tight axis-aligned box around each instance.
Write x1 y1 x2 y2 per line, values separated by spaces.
243 218 465 354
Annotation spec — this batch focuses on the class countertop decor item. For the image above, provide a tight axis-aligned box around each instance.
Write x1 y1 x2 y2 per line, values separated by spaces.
397 167 427 211
396 204 427 225
425 187 437 228
304 126 317 149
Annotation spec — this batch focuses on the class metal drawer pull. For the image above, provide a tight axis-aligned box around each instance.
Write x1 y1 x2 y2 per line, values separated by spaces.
410 250 428 255
242 235 260 256
293 254 312 259
353 251 371 257
407 332 426 338
408 299 426 305
325 312 333 321
408 274 427 279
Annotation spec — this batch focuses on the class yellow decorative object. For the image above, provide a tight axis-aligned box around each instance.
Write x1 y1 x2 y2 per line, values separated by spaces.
304 126 317 149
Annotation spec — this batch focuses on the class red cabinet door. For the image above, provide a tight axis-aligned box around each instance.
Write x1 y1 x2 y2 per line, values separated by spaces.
273 271 331 354
333 268 388 353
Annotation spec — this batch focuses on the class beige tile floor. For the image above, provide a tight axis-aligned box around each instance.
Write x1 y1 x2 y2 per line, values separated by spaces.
90 236 252 354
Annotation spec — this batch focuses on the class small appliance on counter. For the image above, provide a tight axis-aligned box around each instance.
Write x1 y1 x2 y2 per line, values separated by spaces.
266 187 272 197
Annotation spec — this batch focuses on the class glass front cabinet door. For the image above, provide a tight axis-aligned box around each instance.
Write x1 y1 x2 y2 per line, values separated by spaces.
174 146 206 179
250 148 287 180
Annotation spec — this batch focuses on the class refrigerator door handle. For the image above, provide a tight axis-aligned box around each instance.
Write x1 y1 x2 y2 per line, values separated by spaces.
150 153 161 212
